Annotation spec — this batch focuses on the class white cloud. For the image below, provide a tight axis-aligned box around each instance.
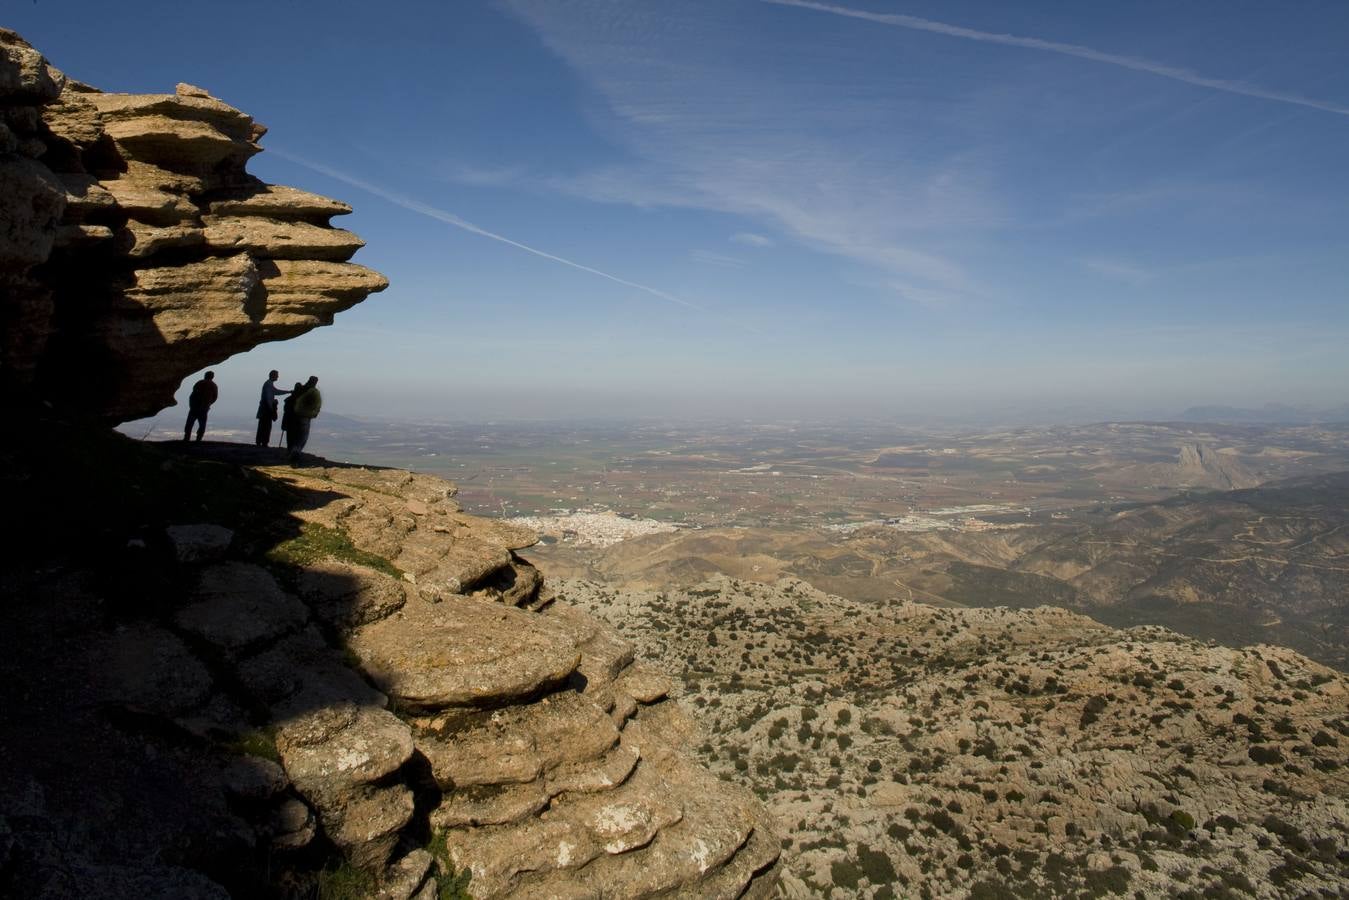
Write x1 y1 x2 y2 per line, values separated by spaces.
762 0 1349 118
498 1 995 303
271 149 706 312
731 232 774 248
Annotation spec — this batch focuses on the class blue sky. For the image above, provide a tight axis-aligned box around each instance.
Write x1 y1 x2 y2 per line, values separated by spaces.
12 1 1349 422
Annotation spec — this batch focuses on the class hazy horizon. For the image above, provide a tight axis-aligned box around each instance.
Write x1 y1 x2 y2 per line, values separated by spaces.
127 375 1349 433
12 1 1347 425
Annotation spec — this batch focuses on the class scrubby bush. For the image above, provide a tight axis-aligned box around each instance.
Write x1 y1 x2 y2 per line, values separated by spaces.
830 858 862 890
1248 745 1284 765
1080 695 1108 727
1169 809 1195 832
857 844 897 884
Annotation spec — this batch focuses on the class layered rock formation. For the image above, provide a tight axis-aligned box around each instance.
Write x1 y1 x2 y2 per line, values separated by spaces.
266 461 781 896
0 30 387 421
0 432 779 898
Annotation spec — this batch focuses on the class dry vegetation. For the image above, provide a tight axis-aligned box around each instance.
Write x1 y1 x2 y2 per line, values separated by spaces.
556 576 1349 898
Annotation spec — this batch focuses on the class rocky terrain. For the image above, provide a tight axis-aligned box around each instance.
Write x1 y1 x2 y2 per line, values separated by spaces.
0 29 387 421
1096 442 1262 493
1173 443 1261 491
557 576 1349 898
0 430 780 898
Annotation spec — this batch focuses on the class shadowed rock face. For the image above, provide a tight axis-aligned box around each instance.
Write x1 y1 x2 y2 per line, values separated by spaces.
1 30 780 899
0 432 781 898
0 30 387 422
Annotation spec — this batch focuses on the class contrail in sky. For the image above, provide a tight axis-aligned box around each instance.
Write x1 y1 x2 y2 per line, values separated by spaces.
762 0 1349 118
271 149 707 312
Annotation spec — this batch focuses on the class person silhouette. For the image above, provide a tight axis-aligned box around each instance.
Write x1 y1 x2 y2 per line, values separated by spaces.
289 376 322 462
255 370 290 447
183 371 218 442
280 382 302 449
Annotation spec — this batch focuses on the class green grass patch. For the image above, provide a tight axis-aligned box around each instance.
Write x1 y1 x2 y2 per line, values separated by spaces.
265 521 402 579
426 828 474 899
223 728 280 764
316 859 376 900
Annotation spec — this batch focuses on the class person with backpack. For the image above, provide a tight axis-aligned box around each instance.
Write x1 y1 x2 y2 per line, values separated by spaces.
289 376 322 461
183 371 218 442
279 381 302 448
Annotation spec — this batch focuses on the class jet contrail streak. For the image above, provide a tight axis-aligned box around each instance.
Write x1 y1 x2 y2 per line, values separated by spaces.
762 0 1349 118
270 149 707 312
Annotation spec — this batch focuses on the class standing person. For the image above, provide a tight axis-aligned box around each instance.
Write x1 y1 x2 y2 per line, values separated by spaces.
289 376 322 461
183 371 218 442
255 370 290 447
279 382 302 448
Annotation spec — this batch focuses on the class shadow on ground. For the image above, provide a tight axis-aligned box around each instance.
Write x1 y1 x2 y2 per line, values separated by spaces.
0 409 417 898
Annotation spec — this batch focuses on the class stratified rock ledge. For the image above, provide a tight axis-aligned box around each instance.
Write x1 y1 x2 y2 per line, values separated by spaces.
0 30 388 421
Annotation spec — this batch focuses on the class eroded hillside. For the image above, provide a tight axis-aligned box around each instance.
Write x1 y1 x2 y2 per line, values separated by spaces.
558 576 1349 898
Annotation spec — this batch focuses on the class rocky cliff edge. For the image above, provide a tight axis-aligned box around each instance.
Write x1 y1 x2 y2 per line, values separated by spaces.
0 431 780 898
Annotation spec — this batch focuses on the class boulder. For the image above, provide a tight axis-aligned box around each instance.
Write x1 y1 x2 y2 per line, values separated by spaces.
55 173 116 219
375 849 434 900
417 691 619 790
89 622 213 716
0 156 65 270
236 625 386 715
270 798 317 850
295 558 408 629
0 29 65 102
175 562 307 654
97 174 201 222
164 523 234 563
348 596 582 711
219 756 288 801
274 703 414 803
116 220 205 259
329 783 416 870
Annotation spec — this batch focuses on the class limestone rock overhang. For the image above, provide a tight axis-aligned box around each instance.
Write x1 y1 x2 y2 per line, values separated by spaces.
0 31 388 422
